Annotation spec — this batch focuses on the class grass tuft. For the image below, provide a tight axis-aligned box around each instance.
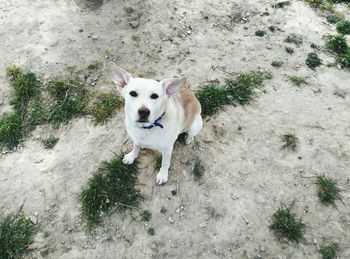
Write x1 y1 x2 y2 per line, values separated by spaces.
339 50 350 68
285 47 295 54
80 154 141 228
271 61 284 68
0 112 23 150
154 155 162 171
193 157 205 180
306 52 322 69
281 133 299 151
42 135 59 150
320 243 338 259
141 210 152 222
196 83 227 117
147 228 155 236
255 30 267 37
90 93 123 124
0 213 37 259
336 19 350 34
48 78 88 125
289 76 307 86
225 72 267 105
270 206 305 243
317 176 341 206
87 61 102 70
284 34 303 45
326 35 349 54
6 65 23 79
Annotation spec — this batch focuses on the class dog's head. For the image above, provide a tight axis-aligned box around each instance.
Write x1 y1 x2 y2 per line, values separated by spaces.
110 63 186 125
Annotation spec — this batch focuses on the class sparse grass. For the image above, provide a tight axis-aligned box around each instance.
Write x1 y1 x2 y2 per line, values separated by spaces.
255 30 266 37
336 19 350 34
339 50 350 68
303 0 335 12
225 72 267 105
195 83 227 117
5 65 23 79
90 93 122 124
0 213 37 259
289 75 307 86
320 243 338 259
193 157 205 180
326 12 344 24
281 133 299 151
285 47 295 54
271 61 284 68
141 210 152 222
270 206 305 243
25 100 48 130
326 35 349 54
80 154 141 228
12 72 41 112
306 52 322 69
284 34 303 45
147 228 155 236
0 112 23 150
87 61 102 70
154 155 162 171
42 135 59 149
317 176 341 206
48 78 89 125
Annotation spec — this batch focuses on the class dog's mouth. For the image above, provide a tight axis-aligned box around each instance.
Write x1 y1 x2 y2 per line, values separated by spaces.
137 119 149 123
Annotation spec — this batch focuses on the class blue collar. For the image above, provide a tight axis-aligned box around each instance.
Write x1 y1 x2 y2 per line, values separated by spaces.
142 113 165 129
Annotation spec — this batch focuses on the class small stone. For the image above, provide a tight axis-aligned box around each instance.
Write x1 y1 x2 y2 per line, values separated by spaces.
168 216 175 224
130 20 139 28
29 215 38 225
92 35 98 40
313 239 317 245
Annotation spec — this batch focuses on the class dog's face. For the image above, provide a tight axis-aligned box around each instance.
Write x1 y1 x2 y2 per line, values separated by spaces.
110 63 185 125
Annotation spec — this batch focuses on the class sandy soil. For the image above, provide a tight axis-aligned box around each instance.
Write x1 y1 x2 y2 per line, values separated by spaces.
0 0 350 258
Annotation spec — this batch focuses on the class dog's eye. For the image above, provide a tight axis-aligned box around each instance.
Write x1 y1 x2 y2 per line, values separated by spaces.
129 91 138 97
150 93 159 99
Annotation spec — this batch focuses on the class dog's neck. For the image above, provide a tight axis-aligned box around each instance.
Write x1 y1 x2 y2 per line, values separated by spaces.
142 112 165 129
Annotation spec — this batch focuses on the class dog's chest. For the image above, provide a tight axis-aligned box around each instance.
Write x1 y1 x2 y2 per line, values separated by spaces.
127 126 168 151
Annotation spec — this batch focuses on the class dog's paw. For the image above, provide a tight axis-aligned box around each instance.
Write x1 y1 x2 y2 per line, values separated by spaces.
185 135 194 145
123 152 136 165
156 171 168 185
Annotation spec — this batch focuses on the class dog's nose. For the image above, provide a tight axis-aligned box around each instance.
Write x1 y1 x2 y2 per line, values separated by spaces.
138 107 150 119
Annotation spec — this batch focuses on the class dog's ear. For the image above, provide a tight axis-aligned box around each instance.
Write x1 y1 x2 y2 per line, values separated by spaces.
162 78 186 97
109 62 132 91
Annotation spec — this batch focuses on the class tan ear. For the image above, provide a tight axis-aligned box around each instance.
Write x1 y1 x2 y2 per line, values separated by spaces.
109 62 132 91
162 77 186 96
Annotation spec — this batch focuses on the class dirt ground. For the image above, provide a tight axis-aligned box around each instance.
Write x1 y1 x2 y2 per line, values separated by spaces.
0 0 350 258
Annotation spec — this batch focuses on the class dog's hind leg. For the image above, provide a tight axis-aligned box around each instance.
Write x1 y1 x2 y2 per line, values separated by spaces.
185 113 203 145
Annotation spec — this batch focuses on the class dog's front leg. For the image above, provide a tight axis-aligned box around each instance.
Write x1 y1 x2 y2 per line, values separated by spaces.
123 143 140 165
156 148 173 185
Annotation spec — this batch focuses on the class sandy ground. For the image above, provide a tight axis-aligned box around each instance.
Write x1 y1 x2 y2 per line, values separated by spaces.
0 0 350 258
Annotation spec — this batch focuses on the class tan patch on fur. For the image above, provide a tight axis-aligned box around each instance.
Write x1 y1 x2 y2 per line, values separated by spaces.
180 86 201 131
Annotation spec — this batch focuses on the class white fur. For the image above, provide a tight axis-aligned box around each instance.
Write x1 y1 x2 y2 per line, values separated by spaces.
110 63 202 185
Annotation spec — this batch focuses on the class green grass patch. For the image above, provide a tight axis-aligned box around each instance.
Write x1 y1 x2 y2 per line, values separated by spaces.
255 30 267 37
48 78 89 125
0 213 37 259
284 34 303 45
154 155 162 171
42 135 59 150
271 61 284 68
270 206 305 243
285 47 295 55
320 243 338 259
87 61 102 70
326 35 349 54
289 75 307 86
0 112 23 150
5 65 23 79
339 50 350 68
225 72 267 105
336 19 350 34
306 52 322 69
141 210 152 222
317 176 341 206
79 154 141 228
147 228 155 236
193 157 205 180
303 0 335 12
281 133 299 151
196 83 227 117
89 93 122 124
326 12 344 24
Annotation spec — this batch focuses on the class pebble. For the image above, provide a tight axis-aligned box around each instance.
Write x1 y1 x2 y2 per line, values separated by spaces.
28 215 38 225
313 239 317 245
130 20 139 28
92 35 98 40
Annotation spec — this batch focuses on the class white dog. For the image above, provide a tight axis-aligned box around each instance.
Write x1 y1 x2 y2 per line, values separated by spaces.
110 63 203 185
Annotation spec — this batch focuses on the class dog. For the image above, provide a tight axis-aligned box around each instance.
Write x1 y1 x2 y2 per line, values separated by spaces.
110 63 203 185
